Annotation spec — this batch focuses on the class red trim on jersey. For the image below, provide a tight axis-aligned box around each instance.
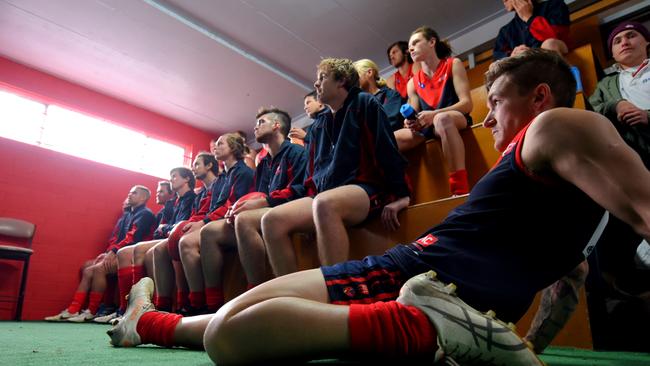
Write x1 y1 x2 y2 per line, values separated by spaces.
393 64 413 99
530 16 571 47
413 58 454 109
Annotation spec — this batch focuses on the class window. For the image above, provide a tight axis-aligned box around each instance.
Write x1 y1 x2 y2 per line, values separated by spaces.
0 89 187 179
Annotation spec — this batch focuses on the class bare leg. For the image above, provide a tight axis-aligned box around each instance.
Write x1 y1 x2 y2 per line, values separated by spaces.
143 247 154 275
524 260 589 353
152 240 174 297
234 207 271 285
204 269 350 364
312 185 370 265
117 246 134 269
91 262 110 294
432 111 467 172
179 229 204 292
132 240 160 274
394 128 426 151
75 264 95 293
261 197 315 276
200 220 236 290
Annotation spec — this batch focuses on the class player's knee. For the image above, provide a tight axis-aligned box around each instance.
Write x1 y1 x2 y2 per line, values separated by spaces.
179 236 196 258
313 193 338 219
204 311 240 365
433 112 457 136
261 209 283 238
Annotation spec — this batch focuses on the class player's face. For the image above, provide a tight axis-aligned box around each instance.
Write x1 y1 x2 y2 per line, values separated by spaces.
127 187 147 207
389 45 405 67
209 140 218 156
170 171 188 191
408 32 433 63
304 96 322 118
314 69 340 105
254 114 275 143
212 136 233 161
483 75 537 152
357 68 372 91
611 30 649 67
192 157 208 180
155 184 173 205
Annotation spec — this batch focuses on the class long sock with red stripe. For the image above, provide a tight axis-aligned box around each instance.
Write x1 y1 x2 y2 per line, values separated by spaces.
154 295 172 312
87 291 104 314
132 265 146 284
67 292 87 314
205 287 224 312
349 301 438 357
118 267 133 312
176 290 188 311
136 311 182 347
449 169 469 195
188 291 205 309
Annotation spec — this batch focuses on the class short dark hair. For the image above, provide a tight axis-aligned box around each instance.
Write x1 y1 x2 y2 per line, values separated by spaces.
256 106 292 138
485 48 576 108
196 152 219 176
411 26 452 59
157 181 172 194
386 40 413 65
304 90 317 100
169 166 196 190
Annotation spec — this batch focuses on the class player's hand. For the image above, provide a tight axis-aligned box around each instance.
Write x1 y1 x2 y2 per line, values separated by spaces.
288 127 307 140
617 101 648 126
102 251 117 274
381 196 410 231
416 110 437 129
511 44 530 57
182 221 204 233
232 198 268 216
93 252 107 264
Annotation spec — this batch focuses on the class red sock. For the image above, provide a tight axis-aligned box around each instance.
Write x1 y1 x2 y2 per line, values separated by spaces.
205 287 224 312
176 290 189 310
132 265 146 284
349 301 438 357
67 292 87 314
154 295 172 312
136 311 183 347
87 291 104 314
188 291 205 309
118 267 134 312
449 169 469 195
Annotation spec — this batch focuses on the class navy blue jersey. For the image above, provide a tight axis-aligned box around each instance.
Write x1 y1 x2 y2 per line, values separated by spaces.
493 0 570 60
254 140 308 207
155 190 197 238
374 86 403 131
204 159 254 223
386 121 604 322
292 87 410 201
106 204 156 253
155 198 176 227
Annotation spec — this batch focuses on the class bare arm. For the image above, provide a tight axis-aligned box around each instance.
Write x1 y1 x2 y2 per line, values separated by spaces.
406 78 419 111
430 58 473 115
523 108 650 240
385 74 395 90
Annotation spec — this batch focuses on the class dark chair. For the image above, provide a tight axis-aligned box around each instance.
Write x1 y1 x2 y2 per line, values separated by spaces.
0 218 35 321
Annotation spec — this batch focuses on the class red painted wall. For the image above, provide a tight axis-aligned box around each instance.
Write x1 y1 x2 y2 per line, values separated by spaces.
0 56 216 320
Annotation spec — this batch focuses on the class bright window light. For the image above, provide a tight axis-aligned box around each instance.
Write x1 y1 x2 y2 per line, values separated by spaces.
0 89 187 178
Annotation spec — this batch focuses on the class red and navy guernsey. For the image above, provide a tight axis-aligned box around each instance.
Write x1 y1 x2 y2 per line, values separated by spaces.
106 203 156 253
254 140 308 207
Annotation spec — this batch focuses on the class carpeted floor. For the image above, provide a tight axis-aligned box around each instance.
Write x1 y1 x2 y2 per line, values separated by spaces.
1 321 649 365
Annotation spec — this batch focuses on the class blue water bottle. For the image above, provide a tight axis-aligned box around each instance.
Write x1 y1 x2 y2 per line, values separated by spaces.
400 104 417 120
570 66 583 93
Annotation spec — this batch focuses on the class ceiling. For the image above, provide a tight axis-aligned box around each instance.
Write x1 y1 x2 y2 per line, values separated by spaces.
1 0 518 137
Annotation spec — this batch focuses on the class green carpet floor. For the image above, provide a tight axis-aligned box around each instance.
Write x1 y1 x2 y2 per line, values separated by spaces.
1 321 649 365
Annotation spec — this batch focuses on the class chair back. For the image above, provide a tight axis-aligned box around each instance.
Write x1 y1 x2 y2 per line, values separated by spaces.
0 218 36 241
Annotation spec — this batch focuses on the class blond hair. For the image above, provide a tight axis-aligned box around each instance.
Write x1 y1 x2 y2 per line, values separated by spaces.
353 59 387 88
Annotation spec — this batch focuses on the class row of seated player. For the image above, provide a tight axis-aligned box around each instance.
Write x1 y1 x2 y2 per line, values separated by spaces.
43 15 577 324
46 13 648 360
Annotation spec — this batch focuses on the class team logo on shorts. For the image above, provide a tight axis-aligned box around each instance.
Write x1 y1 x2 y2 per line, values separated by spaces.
413 234 438 250
358 284 369 296
343 286 356 298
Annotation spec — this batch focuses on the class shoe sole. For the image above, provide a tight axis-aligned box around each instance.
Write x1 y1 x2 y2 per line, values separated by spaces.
397 271 545 366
